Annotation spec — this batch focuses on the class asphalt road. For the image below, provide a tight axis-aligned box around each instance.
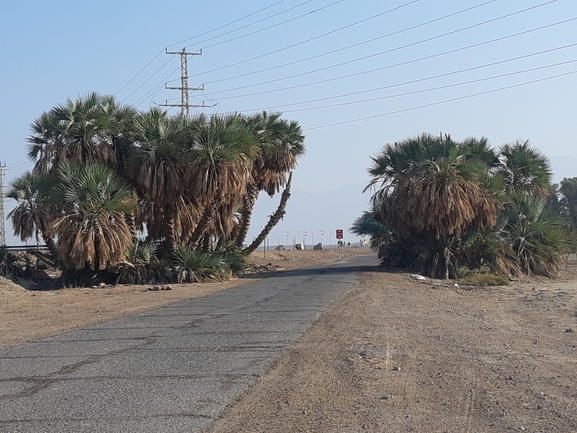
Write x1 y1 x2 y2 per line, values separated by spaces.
0 254 378 433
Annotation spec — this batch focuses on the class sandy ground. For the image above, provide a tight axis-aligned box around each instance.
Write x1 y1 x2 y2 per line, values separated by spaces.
3 247 577 431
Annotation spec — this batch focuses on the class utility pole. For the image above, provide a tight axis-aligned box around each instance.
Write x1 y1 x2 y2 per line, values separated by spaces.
160 48 210 117
0 162 6 246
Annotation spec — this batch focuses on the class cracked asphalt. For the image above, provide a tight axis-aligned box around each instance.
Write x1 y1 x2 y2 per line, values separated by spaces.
0 255 377 433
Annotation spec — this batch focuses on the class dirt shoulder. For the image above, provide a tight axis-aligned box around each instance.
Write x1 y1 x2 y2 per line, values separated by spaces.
0 247 369 349
210 267 577 432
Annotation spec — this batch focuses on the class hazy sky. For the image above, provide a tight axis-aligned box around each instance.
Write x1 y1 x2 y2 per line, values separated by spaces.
2 0 577 245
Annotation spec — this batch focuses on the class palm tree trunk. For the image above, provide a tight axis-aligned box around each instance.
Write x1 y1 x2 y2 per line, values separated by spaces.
43 234 59 261
214 236 225 254
243 172 292 256
188 202 217 248
201 233 211 253
235 182 259 248
443 247 451 280
163 203 177 256
125 212 137 242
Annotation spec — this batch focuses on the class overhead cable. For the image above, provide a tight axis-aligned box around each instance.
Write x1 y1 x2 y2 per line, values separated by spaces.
307 70 577 130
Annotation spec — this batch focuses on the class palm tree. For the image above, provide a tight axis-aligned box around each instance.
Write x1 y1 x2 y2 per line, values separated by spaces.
128 108 189 253
51 162 134 275
365 134 504 278
501 193 565 277
368 134 501 238
98 95 139 173
235 112 305 249
559 177 577 228
184 113 258 250
16 94 138 263
458 136 500 167
7 172 59 256
27 109 63 175
365 132 441 196
28 93 122 175
497 140 552 196
385 157 500 238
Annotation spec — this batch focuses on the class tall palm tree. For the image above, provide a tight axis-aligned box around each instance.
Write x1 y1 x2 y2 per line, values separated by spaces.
235 112 305 248
243 171 294 255
127 108 189 253
18 94 138 262
98 95 139 173
458 136 500 168
184 113 258 249
27 109 63 175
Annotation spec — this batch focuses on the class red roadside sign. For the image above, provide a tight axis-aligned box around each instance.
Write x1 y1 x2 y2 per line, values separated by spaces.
336 229 343 239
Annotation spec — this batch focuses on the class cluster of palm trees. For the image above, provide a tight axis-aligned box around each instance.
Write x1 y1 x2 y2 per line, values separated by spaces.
352 133 577 279
8 93 305 286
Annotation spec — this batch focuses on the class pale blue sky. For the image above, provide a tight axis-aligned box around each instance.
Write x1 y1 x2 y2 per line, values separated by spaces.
2 0 577 245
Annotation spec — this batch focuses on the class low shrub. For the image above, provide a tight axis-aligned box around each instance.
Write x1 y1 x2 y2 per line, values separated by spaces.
458 266 509 286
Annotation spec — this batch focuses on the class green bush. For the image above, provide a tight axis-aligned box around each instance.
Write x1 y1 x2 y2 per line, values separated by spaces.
172 247 228 283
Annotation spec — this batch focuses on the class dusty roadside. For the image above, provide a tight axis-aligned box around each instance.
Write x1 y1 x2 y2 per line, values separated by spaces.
209 267 577 432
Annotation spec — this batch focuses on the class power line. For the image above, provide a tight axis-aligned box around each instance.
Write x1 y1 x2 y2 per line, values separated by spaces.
133 82 167 109
275 58 577 114
126 0 347 108
238 42 577 112
131 68 180 108
118 0 564 115
200 0 347 50
122 0 419 104
203 0 495 86
127 0 504 113
121 57 176 103
167 0 286 48
128 0 412 107
7 157 32 169
307 69 577 131
8 163 32 171
208 18 577 102
115 0 287 100
115 50 165 96
188 0 420 79
203 0 560 98
183 0 317 48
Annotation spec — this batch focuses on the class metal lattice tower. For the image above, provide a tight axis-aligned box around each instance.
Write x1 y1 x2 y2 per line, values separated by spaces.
0 162 6 246
160 48 210 117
